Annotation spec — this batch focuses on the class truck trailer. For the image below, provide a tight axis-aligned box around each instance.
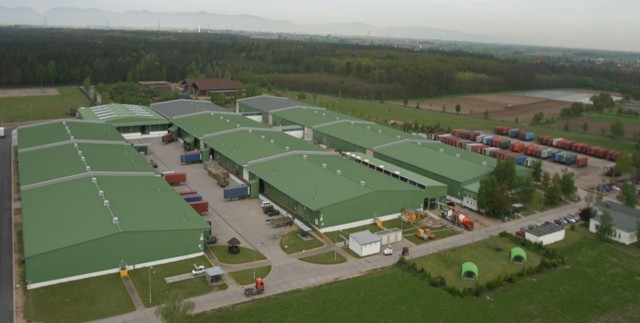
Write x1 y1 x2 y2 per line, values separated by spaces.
223 185 250 200
180 151 201 164
164 172 187 185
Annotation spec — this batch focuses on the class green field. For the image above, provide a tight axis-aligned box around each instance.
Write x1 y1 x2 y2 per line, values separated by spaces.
194 227 640 322
0 86 90 123
293 91 637 152
24 274 134 323
209 245 267 264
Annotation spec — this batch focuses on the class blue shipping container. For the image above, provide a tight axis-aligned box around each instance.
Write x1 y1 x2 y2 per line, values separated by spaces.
524 132 535 141
508 128 520 138
183 194 203 202
224 185 250 200
514 155 527 165
180 152 201 164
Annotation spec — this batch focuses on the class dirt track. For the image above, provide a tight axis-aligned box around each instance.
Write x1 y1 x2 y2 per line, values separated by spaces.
0 88 59 98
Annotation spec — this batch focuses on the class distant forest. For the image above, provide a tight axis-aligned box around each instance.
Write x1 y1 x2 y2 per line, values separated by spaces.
1 27 639 100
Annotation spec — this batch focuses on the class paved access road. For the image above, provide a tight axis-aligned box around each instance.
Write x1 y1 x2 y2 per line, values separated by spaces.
0 127 15 323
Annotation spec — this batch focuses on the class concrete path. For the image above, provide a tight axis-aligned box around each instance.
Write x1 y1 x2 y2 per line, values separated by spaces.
93 136 594 323
121 276 145 311
164 273 197 284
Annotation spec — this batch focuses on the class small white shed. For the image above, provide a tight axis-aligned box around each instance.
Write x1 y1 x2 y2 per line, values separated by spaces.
525 222 565 246
349 230 381 257
375 228 403 245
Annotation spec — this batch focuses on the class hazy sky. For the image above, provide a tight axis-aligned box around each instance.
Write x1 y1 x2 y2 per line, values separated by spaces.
9 0 640 52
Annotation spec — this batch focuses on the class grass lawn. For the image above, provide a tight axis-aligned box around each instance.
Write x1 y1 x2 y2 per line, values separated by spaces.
0 86 89 123
229 266 273 285
279 231 324 254
299 251 347 265
209 245 266 264
411 235 542 289
128 256 225 308
404 227 458 245
24 274 134 323
194 227 640 322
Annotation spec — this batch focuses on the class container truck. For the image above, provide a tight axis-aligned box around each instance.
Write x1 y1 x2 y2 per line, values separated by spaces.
205 162 230 187
224 185 250 200
189 201 209 214
183 194 203 203
164 172 187 185
180 151 201 164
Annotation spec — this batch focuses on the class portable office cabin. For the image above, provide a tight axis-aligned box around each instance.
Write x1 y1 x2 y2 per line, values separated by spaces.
349 230 381 257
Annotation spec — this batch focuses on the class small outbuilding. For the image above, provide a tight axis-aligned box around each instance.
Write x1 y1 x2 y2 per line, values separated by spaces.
375 228 403 245
227 237 241 254
525 222 565 246
460 262 478 280
204 266 225 285
349 230 381 257
510 247 527 264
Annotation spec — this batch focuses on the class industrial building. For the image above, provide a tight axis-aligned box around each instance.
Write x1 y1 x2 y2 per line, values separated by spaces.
525 222 565 245
150 99 229 120
236 95 311 123
77 104 169 138
167 112 427 232
18 120 209 289
590 202 640 245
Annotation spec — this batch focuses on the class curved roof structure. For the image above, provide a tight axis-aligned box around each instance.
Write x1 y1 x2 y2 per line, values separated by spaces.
460 262 478 279
510 247 527 263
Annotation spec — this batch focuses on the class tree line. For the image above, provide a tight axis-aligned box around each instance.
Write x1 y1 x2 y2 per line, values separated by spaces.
1 27 639 100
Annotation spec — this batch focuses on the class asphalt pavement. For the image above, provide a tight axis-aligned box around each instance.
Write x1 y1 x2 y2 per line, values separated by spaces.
0 127 15 323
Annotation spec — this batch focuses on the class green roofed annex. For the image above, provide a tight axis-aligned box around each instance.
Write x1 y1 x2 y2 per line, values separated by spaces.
78 103 169 137
18 120 209 289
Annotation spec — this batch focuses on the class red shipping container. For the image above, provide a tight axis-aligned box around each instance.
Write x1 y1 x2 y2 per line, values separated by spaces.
162 132 175 144
576 156 588 167
511 142 525 153
179 190 198 196
189 201 209 214
164 172 187 185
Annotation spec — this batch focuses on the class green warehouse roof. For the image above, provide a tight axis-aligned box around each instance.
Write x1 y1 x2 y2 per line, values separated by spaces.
22 176 207 258
19 142 153 186
18 121 208 286
237 95 311 112
344 152 447 198
315 121 416 150
202 129 325 166
374 141 494 183
172 112 269 138
271 107 358 127
247 154 423 210
17 120 124 149
78 104 168 127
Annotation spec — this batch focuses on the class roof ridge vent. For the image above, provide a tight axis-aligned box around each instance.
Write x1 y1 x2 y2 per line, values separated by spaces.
336 170 341 175
321 163 327 169
359 180 366 187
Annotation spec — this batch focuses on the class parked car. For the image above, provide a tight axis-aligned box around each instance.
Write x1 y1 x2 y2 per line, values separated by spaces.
191 264 205 276
515 231 525 238
554 219 564 226
266 209 280 217
149 159 158 168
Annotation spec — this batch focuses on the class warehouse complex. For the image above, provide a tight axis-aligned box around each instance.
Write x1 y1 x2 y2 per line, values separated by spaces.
77 104 169 138
18 120 209 289
18 95 530 287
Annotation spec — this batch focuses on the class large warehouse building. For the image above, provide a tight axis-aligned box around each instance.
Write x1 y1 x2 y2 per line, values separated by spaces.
18 120 209 289
168 113 428 232
77 103 169 138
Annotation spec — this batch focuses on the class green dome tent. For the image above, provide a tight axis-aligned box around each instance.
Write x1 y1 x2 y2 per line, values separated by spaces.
510 247 527 264
460 262 478 280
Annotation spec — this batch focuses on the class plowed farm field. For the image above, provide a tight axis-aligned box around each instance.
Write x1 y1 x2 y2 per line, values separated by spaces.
413 93 568 123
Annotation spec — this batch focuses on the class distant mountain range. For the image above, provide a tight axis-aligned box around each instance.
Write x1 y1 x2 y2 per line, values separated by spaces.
0 6 508 43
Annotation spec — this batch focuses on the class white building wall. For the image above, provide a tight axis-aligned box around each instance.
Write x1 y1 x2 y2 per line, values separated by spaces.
348 238 381 257
589 219 637 245
525 230 565 246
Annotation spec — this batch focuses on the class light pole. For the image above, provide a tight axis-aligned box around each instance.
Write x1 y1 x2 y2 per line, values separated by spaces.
253 242 263 280
148 266 153 304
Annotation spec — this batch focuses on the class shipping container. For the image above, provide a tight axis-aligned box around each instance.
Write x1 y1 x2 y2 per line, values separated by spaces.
499 139 511 150
483 136 495 146
133 143 152 154
183 194 203 203
476 134 486 143
607 150 620 161
514 155 528 166
451 129 467 137
180 151 201 164
164 172 187 185
162 132 175 144
224 185 250 200
179 190 198 196
541 148 553 159
483 147 499 156
576 156 588 167
494 126 511 135
537 135 551 145
189 201 209 214
564 153 577 165
552 138 563 147
508 128 520 138
511 142 525 153
522 131 535 141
